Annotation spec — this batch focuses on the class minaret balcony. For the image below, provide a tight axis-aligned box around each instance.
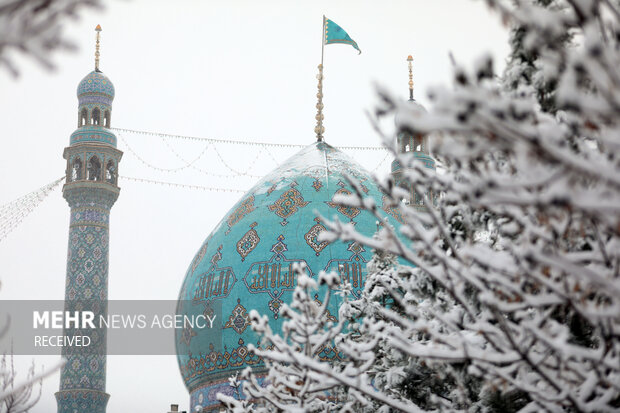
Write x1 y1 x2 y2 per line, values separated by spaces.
62 181 120 209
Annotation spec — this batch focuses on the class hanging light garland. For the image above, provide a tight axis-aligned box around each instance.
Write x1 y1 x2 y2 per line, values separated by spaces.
0 129 393 240
371 152 390 172
116 130 265 178
0 177 65 242
115 127 391 181
112 127 387 151
119 176 246 193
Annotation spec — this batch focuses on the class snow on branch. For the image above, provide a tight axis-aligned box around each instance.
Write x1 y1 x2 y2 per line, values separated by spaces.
0 0 103 76
318 0 620 410
220 1 620 411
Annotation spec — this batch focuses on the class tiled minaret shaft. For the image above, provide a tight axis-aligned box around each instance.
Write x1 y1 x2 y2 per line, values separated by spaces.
56 25 122 413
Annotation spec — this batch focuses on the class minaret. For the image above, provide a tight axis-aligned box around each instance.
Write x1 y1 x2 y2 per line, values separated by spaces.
391 55 436 207
56 25 122 413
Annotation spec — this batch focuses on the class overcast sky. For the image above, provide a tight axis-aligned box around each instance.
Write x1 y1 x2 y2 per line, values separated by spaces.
0 1 510 411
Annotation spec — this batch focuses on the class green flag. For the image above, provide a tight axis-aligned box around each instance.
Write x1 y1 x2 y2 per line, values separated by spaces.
324 17 361 54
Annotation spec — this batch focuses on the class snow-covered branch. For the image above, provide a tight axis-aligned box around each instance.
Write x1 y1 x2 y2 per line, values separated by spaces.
222 1 620 411
319 0 620 410
0 0 103 76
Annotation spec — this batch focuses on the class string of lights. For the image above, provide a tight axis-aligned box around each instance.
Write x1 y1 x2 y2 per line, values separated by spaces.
158 133 262 178
112 127 387 151
157 137 212 171
207 140 265 177
0 177 65 242
372 152 390 172
160 133 269 177
116 129 264 178
263 147 281 166
120 176 246 193
0 130 392 239
116 128 390 180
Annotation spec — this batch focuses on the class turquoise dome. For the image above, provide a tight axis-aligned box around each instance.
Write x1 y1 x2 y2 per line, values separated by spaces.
72 70 116 146
176 141 404 411
77 70 115 100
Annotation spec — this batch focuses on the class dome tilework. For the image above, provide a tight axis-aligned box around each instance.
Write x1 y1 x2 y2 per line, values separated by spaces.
176 141 403 411
77 71 115 99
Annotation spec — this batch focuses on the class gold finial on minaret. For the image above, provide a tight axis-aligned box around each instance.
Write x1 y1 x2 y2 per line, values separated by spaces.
407 55 414 101
95 25 102 71
314 64 325 142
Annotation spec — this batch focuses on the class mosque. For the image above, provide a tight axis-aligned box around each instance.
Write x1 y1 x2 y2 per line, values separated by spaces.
55 27 435 413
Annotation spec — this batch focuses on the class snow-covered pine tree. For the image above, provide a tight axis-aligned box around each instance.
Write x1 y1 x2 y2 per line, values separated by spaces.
344 224 536 411
218 264 352 412
222 1 620 410
502 0 571 114
337 1 577 408
318 0 620 410
339 227 494 410
338 236 416 410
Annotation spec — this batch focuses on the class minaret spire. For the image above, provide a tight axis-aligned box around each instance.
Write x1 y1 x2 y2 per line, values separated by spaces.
95 24 102 71
407 55 414 101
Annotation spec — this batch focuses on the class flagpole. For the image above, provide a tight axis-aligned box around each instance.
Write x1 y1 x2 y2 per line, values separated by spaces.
321 15 325 66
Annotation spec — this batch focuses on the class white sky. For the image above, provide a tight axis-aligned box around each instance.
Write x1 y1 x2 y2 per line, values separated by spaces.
0 1 509 411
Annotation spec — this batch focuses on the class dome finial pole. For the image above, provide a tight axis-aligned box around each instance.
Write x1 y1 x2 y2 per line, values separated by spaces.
407 55 414 101
314 63 325 142
95 24 102 71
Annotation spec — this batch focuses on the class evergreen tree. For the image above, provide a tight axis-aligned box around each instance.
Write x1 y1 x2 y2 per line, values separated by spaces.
322 0 620 410
502 0 571 114
218 264 351 412
223 1 620 411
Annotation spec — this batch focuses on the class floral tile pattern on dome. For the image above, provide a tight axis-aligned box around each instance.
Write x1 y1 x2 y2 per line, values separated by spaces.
268 296 284 319
313 294 338 323
381 195 405 224
180 338 262 384
191 241 209 274
304 218 329 256
347 241 365 255
180 324 197 346
327 188 361 220
268 188 309 225
266 182 278 196
312 179 323 192
226 195 255 234
236 223 260 261
224 298 251 334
